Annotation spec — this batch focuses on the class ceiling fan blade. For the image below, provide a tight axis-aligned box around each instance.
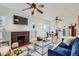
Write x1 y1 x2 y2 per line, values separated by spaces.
36 8 43 14
38 5 44 8
27 3 32 6
59 19 62 21
22 7 32 11
31 8 35 15
56 17 62 21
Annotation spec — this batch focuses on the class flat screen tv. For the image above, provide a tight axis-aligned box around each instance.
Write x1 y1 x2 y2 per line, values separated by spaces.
14 15 28 25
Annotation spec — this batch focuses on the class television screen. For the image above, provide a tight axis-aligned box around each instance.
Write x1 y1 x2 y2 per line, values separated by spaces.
14 15 28 25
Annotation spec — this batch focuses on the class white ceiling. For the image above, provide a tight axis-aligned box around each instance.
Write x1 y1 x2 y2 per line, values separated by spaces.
1 3 79 21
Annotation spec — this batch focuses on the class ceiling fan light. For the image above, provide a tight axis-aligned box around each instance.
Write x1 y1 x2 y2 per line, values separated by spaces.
32 8 37 12
35 8 37 11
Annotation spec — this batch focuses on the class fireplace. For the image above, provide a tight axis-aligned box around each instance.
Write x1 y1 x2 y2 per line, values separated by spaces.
11 31 29 47
17 36 25 44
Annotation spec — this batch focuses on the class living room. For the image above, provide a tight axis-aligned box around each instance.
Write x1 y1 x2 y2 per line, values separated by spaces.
0 3 79 56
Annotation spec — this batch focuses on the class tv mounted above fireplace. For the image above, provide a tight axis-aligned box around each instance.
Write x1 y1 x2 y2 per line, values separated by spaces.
14 15 28 25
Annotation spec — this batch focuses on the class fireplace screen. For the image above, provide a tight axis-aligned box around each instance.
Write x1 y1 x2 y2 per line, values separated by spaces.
17 36 25 44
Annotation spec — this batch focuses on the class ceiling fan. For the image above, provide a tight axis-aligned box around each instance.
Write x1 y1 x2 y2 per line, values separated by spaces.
55 17 62 32
55 17 62 25
55 17 62 21
22 3 44 15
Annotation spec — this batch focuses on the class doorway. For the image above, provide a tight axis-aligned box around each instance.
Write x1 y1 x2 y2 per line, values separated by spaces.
69 24 76 37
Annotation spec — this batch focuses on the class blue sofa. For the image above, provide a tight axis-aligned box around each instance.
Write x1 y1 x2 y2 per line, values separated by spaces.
48 37 79 56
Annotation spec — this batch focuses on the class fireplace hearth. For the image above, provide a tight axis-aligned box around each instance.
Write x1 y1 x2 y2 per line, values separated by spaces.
11 31 29 47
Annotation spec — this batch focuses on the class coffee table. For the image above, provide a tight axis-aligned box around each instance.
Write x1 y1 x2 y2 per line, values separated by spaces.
17 40 53 56
27 40 53 56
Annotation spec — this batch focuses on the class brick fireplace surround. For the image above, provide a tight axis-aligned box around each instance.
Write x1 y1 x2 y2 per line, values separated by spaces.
11 31 30 47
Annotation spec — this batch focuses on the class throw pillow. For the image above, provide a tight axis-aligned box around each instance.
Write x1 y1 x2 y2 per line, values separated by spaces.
63 36 75 46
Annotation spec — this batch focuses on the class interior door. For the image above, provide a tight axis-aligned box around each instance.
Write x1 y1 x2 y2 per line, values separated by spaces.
69 24 76 36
